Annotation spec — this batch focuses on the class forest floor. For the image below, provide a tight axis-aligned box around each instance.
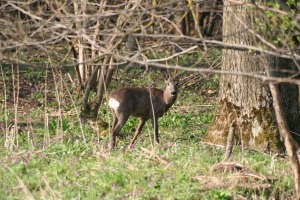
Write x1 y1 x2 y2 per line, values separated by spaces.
0 64 294 199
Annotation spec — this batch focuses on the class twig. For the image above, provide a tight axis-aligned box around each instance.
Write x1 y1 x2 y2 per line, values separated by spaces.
235 183 272 190
195 175 272 192
5 166 35 200
140 147 170 166
224 122 236 161
233 172 276 182
200 141 225 149
212 162 248 173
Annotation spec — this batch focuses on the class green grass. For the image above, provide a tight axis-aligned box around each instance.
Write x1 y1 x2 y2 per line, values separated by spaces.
0 136 292 199
0 67 294 199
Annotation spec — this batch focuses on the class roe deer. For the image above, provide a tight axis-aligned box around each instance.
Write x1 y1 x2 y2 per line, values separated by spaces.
108 73 179 149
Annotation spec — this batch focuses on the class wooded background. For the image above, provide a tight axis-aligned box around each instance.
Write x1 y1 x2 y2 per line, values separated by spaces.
1 0 300 197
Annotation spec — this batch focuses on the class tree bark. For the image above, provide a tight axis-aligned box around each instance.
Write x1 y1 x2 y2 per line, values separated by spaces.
268 57 300 143
204 0 300 152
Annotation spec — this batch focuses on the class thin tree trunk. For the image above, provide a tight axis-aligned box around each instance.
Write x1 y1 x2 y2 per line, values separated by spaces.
90 57 115 117
204 0 218 37
268 57 300 143
269 82 300 197
73 1 86 85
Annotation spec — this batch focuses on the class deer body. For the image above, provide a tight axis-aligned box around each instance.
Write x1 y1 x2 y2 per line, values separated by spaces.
108 78 178 149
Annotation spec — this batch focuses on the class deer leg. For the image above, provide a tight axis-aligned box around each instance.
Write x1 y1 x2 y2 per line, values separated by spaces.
110 113 130 149
151 116 159 143
111 112 118 129
109 115 117 146
128 118 146 148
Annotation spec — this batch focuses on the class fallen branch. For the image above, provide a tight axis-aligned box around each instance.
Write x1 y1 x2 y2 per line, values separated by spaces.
200 141 226 149
233 172 277 182
140 147 170 166
195 175 272 192
212 162 248 173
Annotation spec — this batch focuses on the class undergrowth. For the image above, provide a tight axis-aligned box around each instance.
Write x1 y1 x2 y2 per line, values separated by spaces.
0 65 294 199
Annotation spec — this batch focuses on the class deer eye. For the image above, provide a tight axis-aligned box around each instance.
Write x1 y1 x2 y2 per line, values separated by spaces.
175 82 179 86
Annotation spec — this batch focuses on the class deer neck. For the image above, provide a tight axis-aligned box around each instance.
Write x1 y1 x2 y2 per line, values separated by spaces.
163 90 176 106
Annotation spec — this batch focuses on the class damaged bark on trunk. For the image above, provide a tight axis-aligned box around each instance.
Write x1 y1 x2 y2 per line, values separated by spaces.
204 0 300 152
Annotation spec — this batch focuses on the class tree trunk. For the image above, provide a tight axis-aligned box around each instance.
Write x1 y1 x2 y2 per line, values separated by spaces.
268 57 300 143
80 56 115 121
204 0 300 152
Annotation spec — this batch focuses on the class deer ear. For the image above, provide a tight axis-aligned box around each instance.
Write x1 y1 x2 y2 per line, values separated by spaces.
161 69 170 81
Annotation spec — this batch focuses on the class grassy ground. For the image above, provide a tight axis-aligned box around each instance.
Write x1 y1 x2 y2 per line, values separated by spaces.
0 65 294 199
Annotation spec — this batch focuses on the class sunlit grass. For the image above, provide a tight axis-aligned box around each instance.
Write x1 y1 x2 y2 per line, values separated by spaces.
0 67 294 199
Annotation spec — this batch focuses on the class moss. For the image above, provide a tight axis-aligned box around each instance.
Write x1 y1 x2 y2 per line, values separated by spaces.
251 108 283 152
204 100 284 153
204 100 238 145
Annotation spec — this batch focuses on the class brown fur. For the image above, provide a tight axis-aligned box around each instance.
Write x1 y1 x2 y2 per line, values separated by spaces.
108 77 179 149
